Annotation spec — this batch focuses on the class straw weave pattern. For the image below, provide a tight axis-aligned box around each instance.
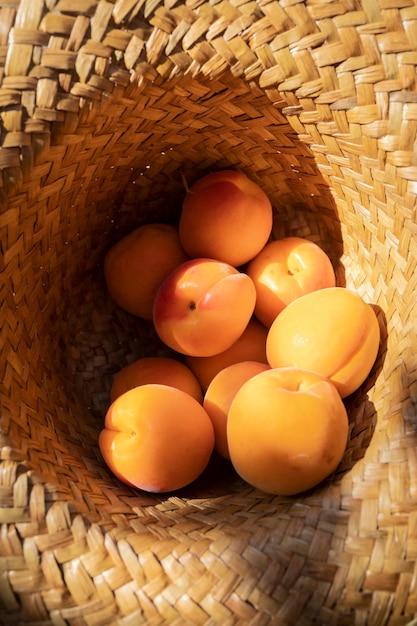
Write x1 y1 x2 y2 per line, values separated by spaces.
1 0 417 624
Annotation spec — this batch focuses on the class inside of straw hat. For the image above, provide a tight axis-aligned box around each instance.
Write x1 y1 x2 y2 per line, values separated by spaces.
5 1 417 623
1 66 388 514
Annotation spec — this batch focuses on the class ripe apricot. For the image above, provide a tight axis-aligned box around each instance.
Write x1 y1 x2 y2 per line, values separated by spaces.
153 258 257 357
110 357 203 404
185 317 268 391
179 170 273 267
104 223 189 319
247 236 336 327
203 361 270 459
99 384 214 492
266 287 380 398
227 367 349 495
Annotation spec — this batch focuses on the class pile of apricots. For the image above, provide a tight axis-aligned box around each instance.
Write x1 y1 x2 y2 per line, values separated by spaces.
99 170 381 496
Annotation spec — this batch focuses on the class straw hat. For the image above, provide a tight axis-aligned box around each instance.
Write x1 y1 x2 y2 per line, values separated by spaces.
0 1 416 624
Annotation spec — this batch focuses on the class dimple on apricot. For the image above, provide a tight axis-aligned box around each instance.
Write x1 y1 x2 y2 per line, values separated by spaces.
266 287 380 398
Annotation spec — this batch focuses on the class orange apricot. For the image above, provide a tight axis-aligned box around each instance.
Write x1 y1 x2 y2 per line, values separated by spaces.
153 258 256 357
266 287 380 398
99 384 214 492
203 361 270 459
104 223 189 319
184 317 268 391
179 170 273 267
110 357 203 404
247 236 336 327
227 367 349 495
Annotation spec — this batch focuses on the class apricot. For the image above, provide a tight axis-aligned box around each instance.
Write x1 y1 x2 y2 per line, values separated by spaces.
153 258 257 357
227 367 349 495
179 170 273 267
99 384 214 492
203 361 270 459
185 317 269 391
110 357 203 404
247 236 336 327
104 223 189 319
266 287 380 398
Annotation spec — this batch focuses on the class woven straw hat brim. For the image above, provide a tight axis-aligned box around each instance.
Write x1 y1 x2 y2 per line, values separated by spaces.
0 1 416 625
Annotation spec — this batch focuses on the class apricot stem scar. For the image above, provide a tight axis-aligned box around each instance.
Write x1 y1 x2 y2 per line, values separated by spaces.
189 301 197 310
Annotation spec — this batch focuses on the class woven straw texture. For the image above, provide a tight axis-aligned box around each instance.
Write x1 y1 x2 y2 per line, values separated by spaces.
1 0 417 624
